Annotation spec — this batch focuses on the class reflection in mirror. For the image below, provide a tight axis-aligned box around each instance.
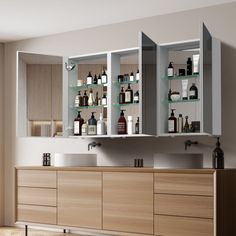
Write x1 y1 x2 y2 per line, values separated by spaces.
17 52 63 137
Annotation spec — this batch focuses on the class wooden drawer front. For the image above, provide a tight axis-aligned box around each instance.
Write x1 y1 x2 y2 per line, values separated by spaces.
154 173 213 196
58 171 102 229
154 215 213 236
103 172 153 234
17 170 56 188
17 204 56 225
18 187 56 206
154 194 213 218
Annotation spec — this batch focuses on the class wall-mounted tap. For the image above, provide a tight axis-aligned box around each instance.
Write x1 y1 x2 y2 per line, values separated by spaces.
184 140 198 150
88 142 101 151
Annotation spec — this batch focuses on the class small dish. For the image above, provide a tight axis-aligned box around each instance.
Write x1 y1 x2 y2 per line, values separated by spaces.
170 93 181 101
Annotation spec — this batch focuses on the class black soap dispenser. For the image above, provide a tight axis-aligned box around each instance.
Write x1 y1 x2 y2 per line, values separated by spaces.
212 137 224 169
88 112 97 135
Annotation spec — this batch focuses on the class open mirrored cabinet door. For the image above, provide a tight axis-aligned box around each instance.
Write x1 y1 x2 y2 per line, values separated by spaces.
16 51 63 137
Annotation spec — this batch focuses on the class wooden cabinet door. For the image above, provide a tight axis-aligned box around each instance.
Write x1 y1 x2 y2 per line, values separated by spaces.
52 64 62 120
103 172 153 234
58 171 102 229
27 64 52 120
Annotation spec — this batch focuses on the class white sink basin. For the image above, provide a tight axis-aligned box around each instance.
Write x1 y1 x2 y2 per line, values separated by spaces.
154 153 203 169
54 153 97 167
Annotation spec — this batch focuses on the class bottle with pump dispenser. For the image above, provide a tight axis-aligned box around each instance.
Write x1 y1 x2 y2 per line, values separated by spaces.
73 111 84 136
117 110 127 135
97 113 105 135
88 112 97 135
81 121 88 136
168 109 177 133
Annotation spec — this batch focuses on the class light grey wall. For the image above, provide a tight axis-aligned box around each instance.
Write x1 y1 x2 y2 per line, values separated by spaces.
4 2 236 225
0 43 4 226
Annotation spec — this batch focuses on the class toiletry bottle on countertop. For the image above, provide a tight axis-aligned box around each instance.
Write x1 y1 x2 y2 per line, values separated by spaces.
168 62 174 77
189 83 198 100
168 109 177 133
187 57 192 75
88 112 97 135
117 110 127 134
97 113 105 135
212 137 224 169
127 116 133 135
73 111 84 136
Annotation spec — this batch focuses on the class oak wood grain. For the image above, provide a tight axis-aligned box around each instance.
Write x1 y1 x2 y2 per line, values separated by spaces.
103 172 153 234
18 187 56 206
17 170 56 188
154 173 213 196
154 215 213 236
57 171 102 229
155 194 213 218
17 205 56 225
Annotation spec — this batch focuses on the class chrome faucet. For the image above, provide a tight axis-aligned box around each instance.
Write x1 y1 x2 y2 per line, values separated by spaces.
88 142 101 151
185 140 198 150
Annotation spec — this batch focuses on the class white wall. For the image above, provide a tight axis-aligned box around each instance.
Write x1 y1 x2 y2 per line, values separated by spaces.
4 2 236 225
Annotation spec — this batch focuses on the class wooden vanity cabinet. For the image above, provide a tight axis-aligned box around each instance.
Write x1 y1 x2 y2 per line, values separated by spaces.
57 171 102 229
103 172 154 234
16 170 57 225
15 168 236 236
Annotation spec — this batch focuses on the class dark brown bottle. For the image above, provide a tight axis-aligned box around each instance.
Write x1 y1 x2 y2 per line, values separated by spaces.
189 83 198 99
93 74 98 84
74 111 84 136
135 117 139 134
79 91 83 107
187 57 192 75
82 90 88 106
168 109 177 133
125 83 133 103
119 87 125 104
117 110 127 134
212 137 224 169
94 92 99 106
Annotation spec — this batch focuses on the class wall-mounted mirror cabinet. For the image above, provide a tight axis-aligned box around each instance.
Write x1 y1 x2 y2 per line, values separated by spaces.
17 52 63 137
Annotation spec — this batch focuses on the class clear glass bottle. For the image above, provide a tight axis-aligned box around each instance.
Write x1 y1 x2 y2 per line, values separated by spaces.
88 88 94 106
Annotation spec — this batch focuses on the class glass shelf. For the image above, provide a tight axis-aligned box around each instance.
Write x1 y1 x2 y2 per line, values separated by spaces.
69 83 107 90
162 74 199 81
113 103 139 107
113 80 139 86
164 99 200 104
72 105 107 110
